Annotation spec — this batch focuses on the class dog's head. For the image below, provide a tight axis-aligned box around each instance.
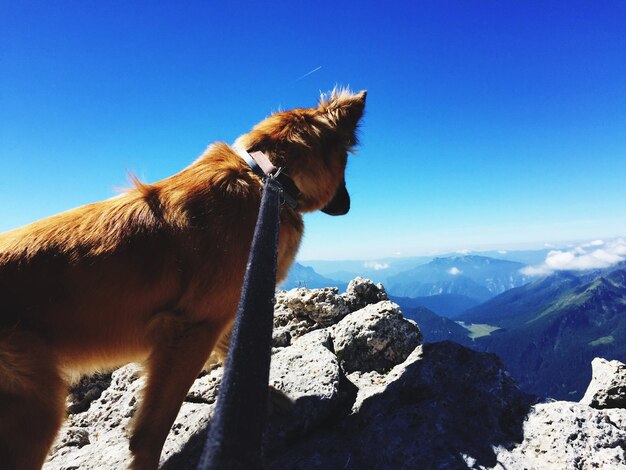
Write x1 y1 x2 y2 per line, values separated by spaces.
234 88 366 215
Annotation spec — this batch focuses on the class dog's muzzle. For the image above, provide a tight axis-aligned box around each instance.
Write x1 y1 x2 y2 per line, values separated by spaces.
321 181 350 216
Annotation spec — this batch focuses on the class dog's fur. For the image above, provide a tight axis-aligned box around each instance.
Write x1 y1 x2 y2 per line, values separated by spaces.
0 89 366 469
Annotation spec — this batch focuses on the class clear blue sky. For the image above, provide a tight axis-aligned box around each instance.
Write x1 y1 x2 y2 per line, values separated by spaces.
2 1 626 260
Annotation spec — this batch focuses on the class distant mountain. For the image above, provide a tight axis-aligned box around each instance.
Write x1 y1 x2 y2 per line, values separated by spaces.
465 249 553 266
390 294 481 319
281 263 347 291
302 256 432 285
300 248 554 286
386 256 530 301
399 306 473 346
468 267 626 399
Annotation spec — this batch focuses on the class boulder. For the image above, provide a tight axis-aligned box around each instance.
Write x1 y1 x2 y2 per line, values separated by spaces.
342 276 388 311
331 300 422 373
580 357 626 409
267 341 533 469
273 287 349 344
495 402 626 469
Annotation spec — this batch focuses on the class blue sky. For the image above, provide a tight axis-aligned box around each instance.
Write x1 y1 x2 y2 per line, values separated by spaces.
2 1 626 260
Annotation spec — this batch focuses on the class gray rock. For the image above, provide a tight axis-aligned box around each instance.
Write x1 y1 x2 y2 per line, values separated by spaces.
45 364 145 469
266 329 356 454
342 276 388 312
44 280 626 470
271 326 292 348
66 372 112 414
495 401 626 469
46 364 223 470
580 357 626 409
267 341 534 469
273 287 351 342
331 300 422 373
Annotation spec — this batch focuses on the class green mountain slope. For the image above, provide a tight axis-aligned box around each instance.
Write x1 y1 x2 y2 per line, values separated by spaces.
472 268 626 399
399 306 473 346
390 294 481 318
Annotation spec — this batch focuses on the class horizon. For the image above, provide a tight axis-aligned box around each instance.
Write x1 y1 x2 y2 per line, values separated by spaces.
297 236 625 262
3 2 626 260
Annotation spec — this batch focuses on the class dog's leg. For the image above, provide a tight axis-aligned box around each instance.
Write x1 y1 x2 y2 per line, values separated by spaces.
0 330 66 469
129 316 221 470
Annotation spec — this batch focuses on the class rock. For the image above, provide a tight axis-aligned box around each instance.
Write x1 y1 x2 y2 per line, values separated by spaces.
45 364 145 469
271 326 292 348
495 401 626 469
342 277 388 312
66 372 113 414
272 277 387 346
266 329 356 454
273 287 350 343
332 300 422 373
580 357 626 409
44 279 626 470
268 341 534 469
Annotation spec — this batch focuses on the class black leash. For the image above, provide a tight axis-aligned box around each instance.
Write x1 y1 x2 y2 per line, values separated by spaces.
198 176 284 470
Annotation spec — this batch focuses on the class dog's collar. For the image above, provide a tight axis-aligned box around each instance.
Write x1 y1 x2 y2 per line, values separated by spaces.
232 145 300 210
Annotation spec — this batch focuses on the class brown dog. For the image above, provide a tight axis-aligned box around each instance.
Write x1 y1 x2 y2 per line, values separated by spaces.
0 89 366 469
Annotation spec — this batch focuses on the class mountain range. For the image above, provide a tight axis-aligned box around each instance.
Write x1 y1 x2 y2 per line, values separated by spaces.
460 266 626 399
385 255 530 301
280 263 347 291
300 248 553 284
390 294 481 318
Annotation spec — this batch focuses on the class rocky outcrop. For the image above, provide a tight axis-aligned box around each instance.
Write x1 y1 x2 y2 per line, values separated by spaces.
495 401 626 469
45 279 626 469
580 357 626 409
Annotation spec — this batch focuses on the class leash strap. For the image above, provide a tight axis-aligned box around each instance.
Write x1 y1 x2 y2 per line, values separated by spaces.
198 177 283 470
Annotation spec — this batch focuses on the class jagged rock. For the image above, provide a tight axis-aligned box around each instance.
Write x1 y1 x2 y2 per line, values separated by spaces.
266 329 356 454
46 364 224 469
331 300 422 373
495 402 626 469
44 279 626 470
271 326 291 348
267 341 533 469
273 287 350 343
343 276 388 311
580 358 626 409
272 278 388 348
66 372 112 414
45 364 144 469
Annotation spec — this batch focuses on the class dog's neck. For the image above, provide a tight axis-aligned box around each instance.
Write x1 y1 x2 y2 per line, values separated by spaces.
232 145 277 179
232 144 300 210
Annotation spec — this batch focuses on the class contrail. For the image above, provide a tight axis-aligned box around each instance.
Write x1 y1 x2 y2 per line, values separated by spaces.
295 66 322 81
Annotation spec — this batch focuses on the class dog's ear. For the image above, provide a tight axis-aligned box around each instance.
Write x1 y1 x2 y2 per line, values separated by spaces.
317 88 367 134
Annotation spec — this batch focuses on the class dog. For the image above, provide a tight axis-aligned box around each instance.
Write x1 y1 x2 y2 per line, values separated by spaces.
0 88 366 469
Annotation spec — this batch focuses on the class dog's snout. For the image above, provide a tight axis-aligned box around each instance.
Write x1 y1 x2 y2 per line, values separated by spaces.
321 181 350 216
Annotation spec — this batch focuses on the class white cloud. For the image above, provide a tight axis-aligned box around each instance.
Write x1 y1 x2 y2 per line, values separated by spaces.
448 267 462 275
456 249 471 255
498 250 508 254
521 238 626 276
364 261 390 271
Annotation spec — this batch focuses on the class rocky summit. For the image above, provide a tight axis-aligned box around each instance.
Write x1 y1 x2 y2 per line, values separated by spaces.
45 278 626 469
